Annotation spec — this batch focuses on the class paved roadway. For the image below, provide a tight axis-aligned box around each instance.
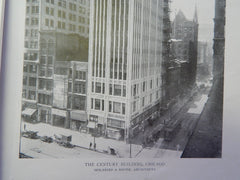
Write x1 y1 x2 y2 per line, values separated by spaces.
21 138 114 158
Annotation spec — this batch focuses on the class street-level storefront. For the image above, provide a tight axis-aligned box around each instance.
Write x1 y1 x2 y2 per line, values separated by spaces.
22 108 37 122
130 103 159 136
70 110 87 131
87 121 97 134
38 107 51 124
106 118 125 140
51 108 69 128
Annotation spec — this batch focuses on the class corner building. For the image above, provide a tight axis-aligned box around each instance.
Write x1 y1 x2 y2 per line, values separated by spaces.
87 0 164 141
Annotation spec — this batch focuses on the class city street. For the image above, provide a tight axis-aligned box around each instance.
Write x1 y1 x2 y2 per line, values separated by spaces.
131 82 211 153
20 122 181 158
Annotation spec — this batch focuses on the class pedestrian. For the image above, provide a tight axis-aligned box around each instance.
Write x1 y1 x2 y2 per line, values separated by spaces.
24 124 26 131
89 142 92 149
176 144 180 151
94 143 96 151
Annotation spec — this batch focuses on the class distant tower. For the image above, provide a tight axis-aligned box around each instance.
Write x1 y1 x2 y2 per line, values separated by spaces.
171 8 199 88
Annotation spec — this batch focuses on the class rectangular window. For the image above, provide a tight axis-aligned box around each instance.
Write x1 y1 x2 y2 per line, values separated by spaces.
68 82 72 92
95 99 100 110
29 77 36 86
122 103 125 115
29 91 36 100
95 82 101 93
91 98 94 109
142 97 145 107
23 77 27 85
92 82 94 92
113 102 121 114
46 7 49 14
109 84 112 95
45 19 49 26
133 101 136 112
102 100 104 111
114 85 121 96
109 101 112 112
123 86 126 97
23 65 28 72
50 20 54 27
142 82 146 92
133 84 137 96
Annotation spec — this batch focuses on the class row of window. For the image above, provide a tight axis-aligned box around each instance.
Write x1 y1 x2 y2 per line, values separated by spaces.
39 79 53 91
23 77 37 87
26 6 39 14
132 79 159 96
109 84 126 97
25 41 38 49
91 98 105 111
22 89 36 101
25 29 38 38
91 82 127 97
92 82 105 94
45 0 88 13
25 18 39 26
39 67 53 77
52 19 87 33
68 95 86 110
40 56 54 65
109 101 126 115
72 82 86 94
23 64 37 73
24 52 38 61
90 99 126 115
132 91 160 113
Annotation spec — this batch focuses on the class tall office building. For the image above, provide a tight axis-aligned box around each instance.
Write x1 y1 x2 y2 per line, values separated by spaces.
87 0 164 140
22 0 90 127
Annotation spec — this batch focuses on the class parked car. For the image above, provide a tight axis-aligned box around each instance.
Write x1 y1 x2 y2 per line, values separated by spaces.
22 131 39 139
40 136 53 143
54 134 74 148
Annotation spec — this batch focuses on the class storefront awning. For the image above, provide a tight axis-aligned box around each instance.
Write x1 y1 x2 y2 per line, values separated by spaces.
52 108 67 117
87 121 96 129
70 110 87 122
22 108 37 116
106 127 121 132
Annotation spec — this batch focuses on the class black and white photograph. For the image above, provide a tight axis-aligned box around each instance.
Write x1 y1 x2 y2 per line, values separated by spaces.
3 0 240 179
17 0 224 159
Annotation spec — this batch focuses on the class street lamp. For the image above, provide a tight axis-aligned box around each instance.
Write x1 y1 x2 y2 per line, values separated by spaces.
129 128 132 158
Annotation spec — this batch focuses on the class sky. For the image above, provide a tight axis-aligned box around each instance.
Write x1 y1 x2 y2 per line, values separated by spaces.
171 0 215 41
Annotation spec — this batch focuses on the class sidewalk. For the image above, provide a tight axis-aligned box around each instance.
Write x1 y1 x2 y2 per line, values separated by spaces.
22 122 143 158
21 122 181 158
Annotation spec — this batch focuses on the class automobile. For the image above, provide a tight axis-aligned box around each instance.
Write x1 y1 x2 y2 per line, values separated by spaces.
22 131 39 139
40 136 53 143
54 134 74 148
